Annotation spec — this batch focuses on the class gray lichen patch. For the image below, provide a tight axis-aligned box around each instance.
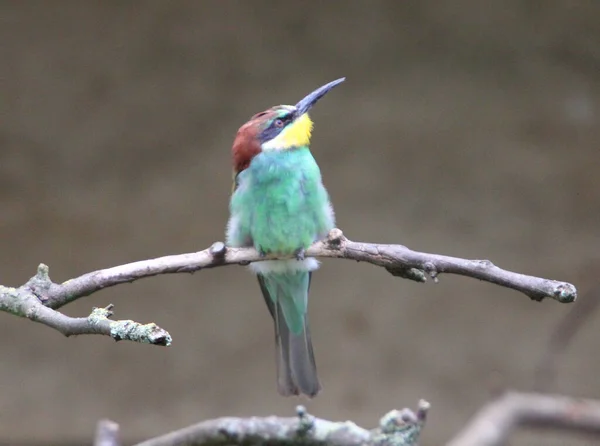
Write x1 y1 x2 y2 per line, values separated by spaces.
88 306 113 323
373 409 424 446
36 263 50 280
312 419 370 443
87 305 172 346
109 320 172 346
0 286 24 315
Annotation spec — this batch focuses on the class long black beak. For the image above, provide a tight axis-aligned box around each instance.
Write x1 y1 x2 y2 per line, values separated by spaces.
294 77 345 116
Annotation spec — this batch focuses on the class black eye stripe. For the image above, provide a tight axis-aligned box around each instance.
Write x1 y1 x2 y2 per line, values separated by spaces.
275 113 293 126
258 114 289 143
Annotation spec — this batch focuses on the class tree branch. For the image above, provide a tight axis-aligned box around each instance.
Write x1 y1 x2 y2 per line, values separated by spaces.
0 228 576 346
94 419 121 446
0 277 171 346
127 401 429 446
447 391 600 446
30 228 575 310
87 392 600 446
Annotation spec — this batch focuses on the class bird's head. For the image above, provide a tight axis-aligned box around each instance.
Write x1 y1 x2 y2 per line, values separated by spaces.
231 78 345 179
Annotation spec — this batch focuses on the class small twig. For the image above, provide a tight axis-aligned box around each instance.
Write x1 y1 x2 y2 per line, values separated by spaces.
0 282 171 346
132 401 429 446
26 228 575 310
447 391 600 446
94 419 121 446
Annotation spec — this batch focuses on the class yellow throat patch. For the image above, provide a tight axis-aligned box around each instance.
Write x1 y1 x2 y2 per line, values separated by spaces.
262 113 314 150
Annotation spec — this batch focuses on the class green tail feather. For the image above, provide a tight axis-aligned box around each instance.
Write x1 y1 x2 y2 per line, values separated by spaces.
257 272 321 397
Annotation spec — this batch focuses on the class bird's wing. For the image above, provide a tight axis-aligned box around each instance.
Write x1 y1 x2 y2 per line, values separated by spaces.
232 170 240 194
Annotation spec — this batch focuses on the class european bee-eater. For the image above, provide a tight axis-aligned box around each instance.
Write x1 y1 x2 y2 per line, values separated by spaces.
226 78 344 397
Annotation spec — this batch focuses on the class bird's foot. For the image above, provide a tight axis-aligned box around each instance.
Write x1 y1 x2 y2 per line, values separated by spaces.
294 248 306 261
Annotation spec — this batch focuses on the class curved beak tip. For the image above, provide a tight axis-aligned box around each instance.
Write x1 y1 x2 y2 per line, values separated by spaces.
295 77 345 116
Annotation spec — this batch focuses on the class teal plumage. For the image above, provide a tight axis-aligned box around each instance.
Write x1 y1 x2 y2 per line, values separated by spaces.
227 148 334 397
229 148 334 258
225 78 344 397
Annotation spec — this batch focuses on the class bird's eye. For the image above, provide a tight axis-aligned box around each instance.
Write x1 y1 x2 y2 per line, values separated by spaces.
274 119 284 128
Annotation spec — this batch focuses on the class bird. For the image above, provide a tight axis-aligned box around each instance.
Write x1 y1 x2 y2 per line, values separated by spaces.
226 78 344 397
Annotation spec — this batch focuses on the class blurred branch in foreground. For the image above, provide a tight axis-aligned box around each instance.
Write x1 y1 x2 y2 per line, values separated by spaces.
95 419 121 446
0 228 577 345
94 402 429 446
93 392 600 446
448 391 600 446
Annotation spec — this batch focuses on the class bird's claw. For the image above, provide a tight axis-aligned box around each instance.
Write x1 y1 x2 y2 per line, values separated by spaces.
294 248 306 261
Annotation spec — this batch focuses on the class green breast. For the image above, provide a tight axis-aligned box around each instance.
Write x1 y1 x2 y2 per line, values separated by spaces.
230 147 334 255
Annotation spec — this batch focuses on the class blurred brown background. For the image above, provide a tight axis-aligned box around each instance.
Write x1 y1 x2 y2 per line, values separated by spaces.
1 1 599 445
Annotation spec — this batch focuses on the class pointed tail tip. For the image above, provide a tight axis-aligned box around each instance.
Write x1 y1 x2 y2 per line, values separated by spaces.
302 379 322 399
276 382 321 399
277 383 300 397
304 386 322 399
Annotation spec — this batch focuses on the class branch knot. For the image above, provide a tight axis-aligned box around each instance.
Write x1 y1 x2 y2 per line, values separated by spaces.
295 405 315 437
209 242 227 261
326 228 346 248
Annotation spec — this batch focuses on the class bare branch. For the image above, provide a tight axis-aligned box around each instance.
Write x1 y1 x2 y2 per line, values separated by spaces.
0 228 575 346
27 228 575 310
94 419 121 446
132 401 429 446
447 391 600 446
0 282 171 346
